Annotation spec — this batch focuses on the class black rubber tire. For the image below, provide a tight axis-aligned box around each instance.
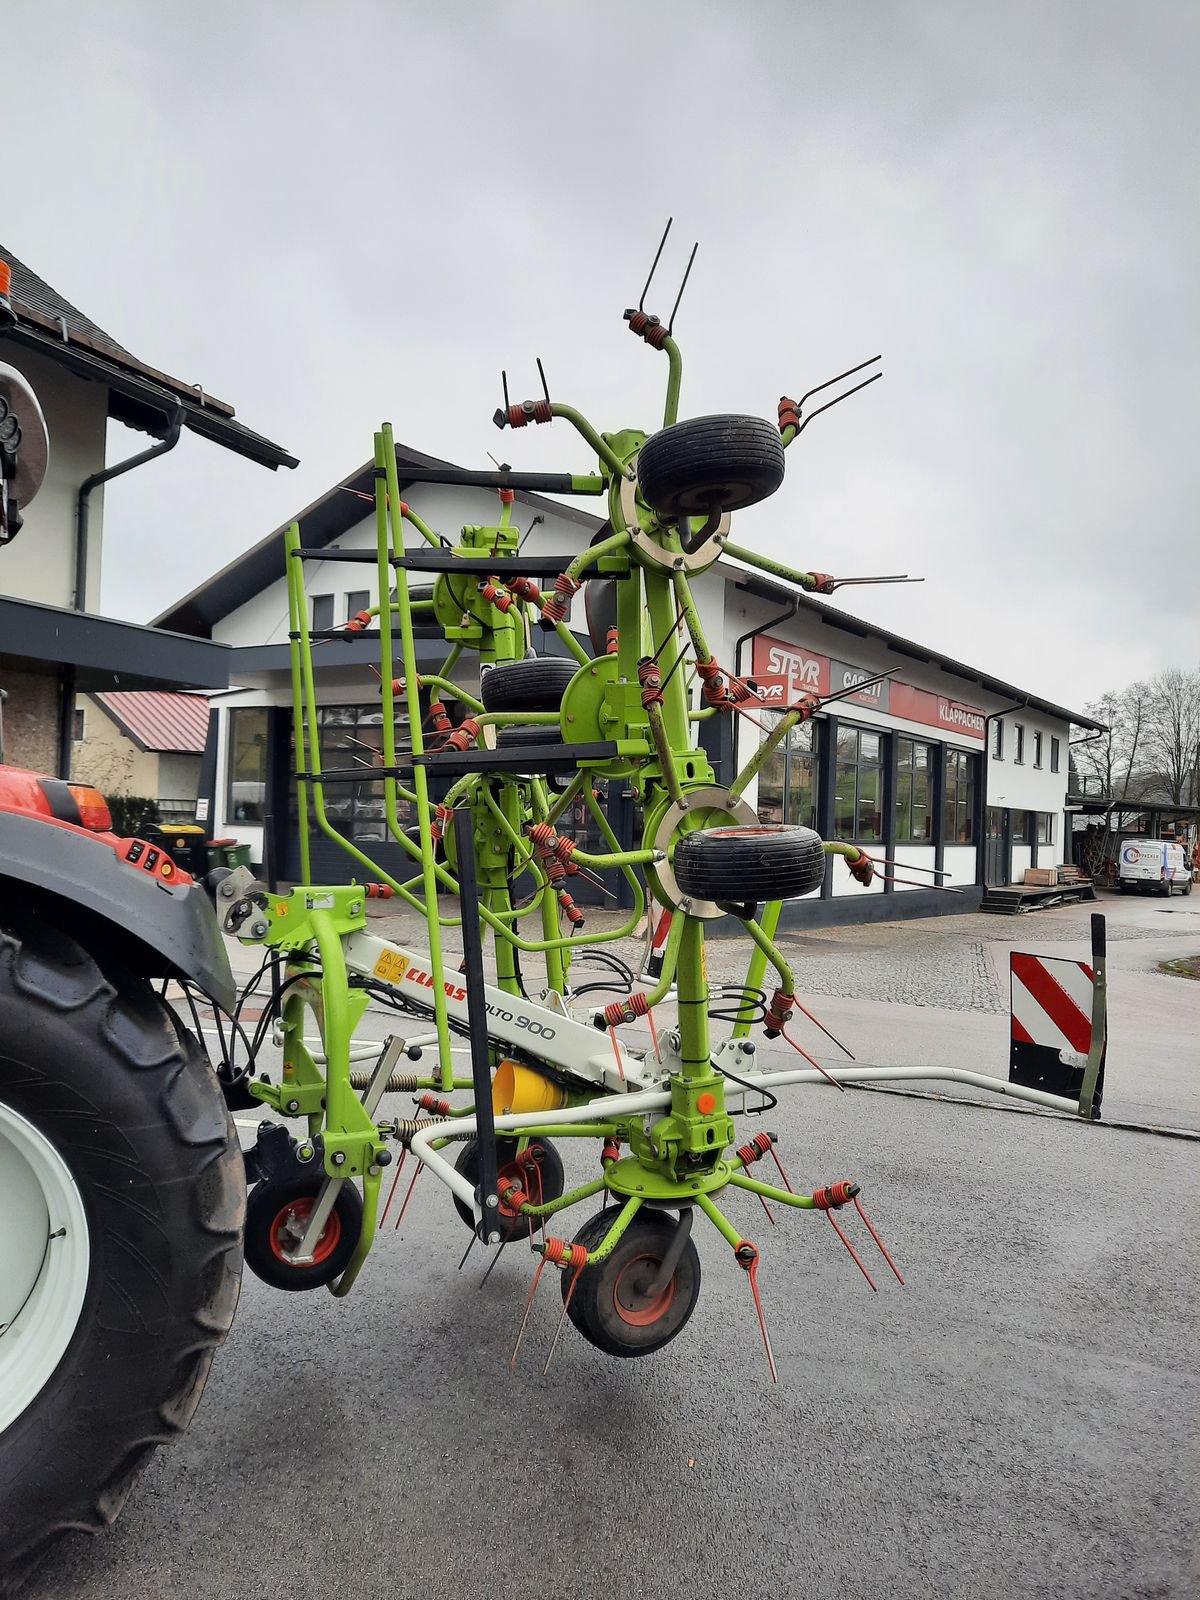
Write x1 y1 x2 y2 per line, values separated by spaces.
1185 878 1193 896
451 1135 565 1241
562 1209 701 1358
636 414 785 519
495 723 566 748
673 824 826 902
480 658 578 713
0 912 244 1596
242 1174 363 1291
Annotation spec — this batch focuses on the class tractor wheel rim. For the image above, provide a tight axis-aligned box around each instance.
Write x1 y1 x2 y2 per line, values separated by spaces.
612 1253 675 1327
0 1100 91 1434
269 1197 340 1266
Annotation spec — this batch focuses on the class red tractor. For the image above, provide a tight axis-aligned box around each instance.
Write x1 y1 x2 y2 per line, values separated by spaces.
0 355 245 1593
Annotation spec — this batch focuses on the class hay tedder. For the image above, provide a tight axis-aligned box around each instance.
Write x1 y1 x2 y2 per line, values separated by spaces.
0 233 1083 1590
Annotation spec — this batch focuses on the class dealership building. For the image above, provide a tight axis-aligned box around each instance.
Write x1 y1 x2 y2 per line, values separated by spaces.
158 444 1102 925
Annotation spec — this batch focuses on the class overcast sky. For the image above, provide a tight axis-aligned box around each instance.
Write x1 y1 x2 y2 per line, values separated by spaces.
7 0 1197 711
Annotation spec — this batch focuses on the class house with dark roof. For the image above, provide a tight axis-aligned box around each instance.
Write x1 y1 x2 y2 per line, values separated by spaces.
155 437 1104 923
0 244 295 779
72 690 212 820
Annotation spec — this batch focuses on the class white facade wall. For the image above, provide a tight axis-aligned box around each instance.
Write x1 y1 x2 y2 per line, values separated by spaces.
2 347 109 610
986 709 1069 858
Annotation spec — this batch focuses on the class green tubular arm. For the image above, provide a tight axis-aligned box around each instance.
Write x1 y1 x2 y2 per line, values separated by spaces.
513 1173 610 1220
564 528 630 587
328 1170 380 1297
552 621 591 667
285 523 313 884
398 501 442 550
737 912 795 997
547 404 634 480
824 840 868 864
475 711 560 730
733 899 782 1038
671 568 713 664
661 335 682 428
727 1172 816 1209
423 674 484 713
382 423 456 1086
564 1195 643 1265
580 780 649 918
694 1191 742 1250
729 708 802 798
720 541 825 592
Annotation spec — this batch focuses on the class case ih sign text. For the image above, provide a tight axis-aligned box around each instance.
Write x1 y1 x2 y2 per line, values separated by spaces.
750 634 984 741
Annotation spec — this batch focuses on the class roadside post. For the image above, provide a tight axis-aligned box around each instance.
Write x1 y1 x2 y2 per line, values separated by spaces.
1077 913 1108 1121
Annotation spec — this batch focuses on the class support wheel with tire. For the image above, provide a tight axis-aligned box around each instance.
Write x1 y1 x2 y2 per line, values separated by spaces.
243 1175 363 1291
452 1136 565 1241
673 824 826 903
636 414 785 519
480 658 578 713
562 1209 701 1358
0 913 244 1594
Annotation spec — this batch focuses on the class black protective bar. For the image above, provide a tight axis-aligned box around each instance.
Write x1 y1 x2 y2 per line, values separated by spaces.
452 807 501 1241
393 553 629 577
414 741 620 776
393 465 603 493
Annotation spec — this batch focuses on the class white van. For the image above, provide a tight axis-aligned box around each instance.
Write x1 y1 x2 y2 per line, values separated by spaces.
1117 839 1193 896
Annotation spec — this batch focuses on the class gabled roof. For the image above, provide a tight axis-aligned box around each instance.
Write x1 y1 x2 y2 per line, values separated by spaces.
92 690 211 753
153 441 603 635
0 245 297 471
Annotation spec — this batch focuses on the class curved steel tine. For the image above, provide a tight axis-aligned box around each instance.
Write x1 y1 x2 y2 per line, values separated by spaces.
797 354 881 410
637 218 673 312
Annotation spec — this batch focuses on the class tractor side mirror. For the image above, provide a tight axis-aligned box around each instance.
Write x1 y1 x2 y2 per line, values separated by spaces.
0 361 50 546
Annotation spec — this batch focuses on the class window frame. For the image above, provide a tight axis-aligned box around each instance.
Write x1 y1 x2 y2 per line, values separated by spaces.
72 706 86 741
311 593 335 632
1033 731 1043 769
941 747 978 845
833 722 884 844
1037 811 1055 846
1014 723 1025 764
226 706 270 824
1050 736 1060 774
345 589 370 623
894 736 934 843
991 719 1003 760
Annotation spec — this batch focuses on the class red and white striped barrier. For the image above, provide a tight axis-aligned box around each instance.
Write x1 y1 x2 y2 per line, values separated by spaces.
1009 950 1098 1102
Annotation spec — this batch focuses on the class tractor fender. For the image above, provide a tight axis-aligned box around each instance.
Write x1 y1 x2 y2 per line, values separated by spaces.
0 808 235 1011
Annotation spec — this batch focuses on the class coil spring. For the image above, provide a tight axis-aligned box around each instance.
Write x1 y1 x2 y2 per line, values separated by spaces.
541 571 581 623
625 310 668 349
509 575 541 603
603 991 651 1027
364 883 394 900
778 395 801 433
506 399 553 428
386 1117 455 1147
637 657 664 707
481 580 514 613
736 1131 775 1166
415 1092 452 1115
811 1181 856 1211
430 803 455 842
428 699 453 735
542 1238 588 1269
443 717 482 752
764 989 795 1034
348 1069 420 1093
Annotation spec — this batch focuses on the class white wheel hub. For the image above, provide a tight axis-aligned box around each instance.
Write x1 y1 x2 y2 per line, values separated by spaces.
0 1101 90 1435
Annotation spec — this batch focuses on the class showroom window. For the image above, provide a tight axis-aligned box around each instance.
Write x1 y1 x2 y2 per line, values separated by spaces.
942 748 977 843
756 716 818 829
289 703 412 844
1037 812 1055 846
895 738 933 841
834 725 883 842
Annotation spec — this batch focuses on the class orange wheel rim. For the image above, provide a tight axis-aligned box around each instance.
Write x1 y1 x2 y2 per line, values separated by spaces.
612 1253 675 1327
269 1197 341 1266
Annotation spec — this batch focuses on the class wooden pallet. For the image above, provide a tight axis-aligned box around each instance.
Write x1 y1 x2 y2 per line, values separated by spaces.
981 881 1097 915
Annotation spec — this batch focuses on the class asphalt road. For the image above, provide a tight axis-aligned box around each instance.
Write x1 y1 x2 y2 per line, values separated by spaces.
44 1058 1199 1600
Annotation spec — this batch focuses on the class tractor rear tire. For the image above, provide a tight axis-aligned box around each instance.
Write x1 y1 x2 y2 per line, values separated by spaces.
0 912 244 1596
635 414 785 519
672 824 827 903
480 658 578 713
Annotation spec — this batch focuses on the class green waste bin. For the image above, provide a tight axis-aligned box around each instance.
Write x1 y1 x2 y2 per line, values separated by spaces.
204 838 252 872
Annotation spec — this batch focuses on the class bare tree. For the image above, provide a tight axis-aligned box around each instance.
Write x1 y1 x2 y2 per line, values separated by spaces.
1075 682 1150 807
1144 667 1200 806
